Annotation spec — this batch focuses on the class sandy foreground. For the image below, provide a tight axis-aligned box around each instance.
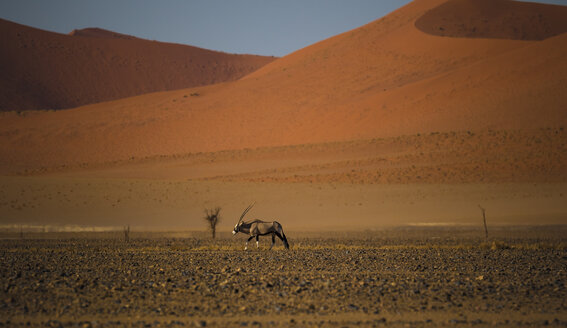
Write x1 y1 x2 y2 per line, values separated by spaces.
2 132 564 327
0 230 565 327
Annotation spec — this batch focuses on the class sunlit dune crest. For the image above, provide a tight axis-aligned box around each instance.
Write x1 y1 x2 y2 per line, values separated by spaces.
68 27 140 40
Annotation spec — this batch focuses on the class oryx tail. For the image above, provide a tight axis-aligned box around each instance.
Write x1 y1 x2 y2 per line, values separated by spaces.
274 221 289 249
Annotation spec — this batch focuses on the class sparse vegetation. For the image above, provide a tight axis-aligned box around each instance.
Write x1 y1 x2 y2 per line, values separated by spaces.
204 207 221 239
123 225 130 242
479 204 488 240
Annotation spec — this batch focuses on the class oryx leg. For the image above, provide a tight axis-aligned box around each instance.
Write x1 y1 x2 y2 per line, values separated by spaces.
270 233 275 250
256 235 259 249
245 236 255 250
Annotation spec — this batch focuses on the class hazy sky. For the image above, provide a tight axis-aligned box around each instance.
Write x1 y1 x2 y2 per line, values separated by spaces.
1 0 566 57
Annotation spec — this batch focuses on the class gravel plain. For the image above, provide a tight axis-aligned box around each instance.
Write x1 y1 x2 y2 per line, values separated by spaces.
1 228 565 327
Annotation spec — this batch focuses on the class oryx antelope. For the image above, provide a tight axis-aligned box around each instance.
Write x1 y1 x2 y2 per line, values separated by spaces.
232 203 289 250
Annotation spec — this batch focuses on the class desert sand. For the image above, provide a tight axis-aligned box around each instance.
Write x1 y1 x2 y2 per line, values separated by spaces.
1 127 565 231
1 0 566 170
0 0 565 232
1 0 566 326
1 0 566 232
415 0 567 40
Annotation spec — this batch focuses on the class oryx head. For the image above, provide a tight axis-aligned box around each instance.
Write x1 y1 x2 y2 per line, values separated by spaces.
233 202 255 235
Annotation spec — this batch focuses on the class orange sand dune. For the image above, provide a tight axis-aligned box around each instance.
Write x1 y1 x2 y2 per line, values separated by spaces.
415 0 567 40
0 19 275 111
0 0 566 177
1 0 567 230
47 128 566 184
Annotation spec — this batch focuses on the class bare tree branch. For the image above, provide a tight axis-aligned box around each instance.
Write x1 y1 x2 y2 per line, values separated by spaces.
478 205 488 240
204 207 221 239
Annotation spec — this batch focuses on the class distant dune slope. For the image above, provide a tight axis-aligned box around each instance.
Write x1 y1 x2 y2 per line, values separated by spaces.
415 0 567 40
0 0 566 177
0 19 275 111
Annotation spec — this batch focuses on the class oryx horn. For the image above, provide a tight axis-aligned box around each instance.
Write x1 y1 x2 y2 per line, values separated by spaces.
238 202 255 224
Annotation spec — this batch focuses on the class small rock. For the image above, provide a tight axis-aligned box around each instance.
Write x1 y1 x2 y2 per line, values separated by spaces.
348 304 359 310
46 320 63 328
194 320 207 327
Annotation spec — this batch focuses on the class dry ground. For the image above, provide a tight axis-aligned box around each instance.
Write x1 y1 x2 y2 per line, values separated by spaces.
0 228 565 327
